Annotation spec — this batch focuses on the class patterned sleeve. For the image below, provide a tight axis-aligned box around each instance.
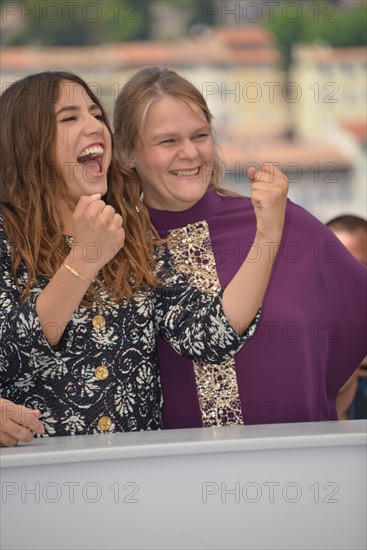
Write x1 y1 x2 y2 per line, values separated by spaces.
0 224 68 381
153 255 260 364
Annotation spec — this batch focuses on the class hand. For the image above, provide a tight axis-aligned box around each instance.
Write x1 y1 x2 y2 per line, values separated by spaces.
70 194 125 277
0 398 45 447
247 163 289 242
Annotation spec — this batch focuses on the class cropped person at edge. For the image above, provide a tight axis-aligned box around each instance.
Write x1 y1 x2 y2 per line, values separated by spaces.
327 215 367 420
113 66 367 428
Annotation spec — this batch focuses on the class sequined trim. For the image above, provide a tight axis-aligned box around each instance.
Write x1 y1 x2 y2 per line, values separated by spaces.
168 221 244 427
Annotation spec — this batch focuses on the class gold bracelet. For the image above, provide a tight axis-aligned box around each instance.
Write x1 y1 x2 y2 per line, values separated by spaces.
63 263 94 284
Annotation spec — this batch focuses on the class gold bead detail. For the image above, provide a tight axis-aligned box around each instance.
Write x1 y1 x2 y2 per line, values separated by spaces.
95 365 109 381
97 416 112 432
92 315 106 329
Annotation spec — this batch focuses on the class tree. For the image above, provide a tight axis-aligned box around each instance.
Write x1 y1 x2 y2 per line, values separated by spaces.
1 0 150 46
263 0 367 69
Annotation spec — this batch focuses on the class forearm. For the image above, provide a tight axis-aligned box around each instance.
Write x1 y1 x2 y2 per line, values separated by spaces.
35 252 99 345
222 232 279 335
155 261 260 363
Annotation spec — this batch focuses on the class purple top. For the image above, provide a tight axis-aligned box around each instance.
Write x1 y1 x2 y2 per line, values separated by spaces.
149 190 367 427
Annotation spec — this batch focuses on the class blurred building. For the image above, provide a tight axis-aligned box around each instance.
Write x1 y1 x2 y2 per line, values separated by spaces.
290 44 366 143
1 25 287 137
1 28 365 221
288 43 366 219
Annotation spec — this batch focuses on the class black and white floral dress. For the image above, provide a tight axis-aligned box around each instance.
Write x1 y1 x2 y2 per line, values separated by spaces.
0 222 259 437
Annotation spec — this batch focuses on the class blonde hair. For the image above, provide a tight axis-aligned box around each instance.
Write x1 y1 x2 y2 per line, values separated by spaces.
113 66 236 198
0 71 158 302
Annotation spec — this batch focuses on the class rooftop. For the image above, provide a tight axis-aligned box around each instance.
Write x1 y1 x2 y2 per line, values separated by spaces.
0 26 280 73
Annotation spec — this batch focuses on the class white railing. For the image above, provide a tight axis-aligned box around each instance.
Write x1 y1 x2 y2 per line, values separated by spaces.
1 420 366 550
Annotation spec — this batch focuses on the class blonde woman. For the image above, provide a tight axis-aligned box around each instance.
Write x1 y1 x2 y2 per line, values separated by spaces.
114 67 367 428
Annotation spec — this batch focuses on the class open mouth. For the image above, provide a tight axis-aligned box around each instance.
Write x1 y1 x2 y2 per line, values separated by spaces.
169 167 200 177
77 145 104 177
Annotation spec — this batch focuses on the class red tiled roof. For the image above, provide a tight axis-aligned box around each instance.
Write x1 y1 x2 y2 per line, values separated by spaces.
213 26 275 46
293 44 367 64
0 26 280 72
340 121 367 143
0 44 279 70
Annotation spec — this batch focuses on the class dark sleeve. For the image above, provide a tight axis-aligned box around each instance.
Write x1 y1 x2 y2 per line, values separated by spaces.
153 258 260 364
0 225 73 381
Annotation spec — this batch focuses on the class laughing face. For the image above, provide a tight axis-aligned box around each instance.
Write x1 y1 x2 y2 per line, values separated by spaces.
54 80 112 201
134 95 215 212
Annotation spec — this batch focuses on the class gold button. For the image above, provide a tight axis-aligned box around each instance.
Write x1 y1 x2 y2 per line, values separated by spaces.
95 365 109 381
92 314 105 329
97 416 112 431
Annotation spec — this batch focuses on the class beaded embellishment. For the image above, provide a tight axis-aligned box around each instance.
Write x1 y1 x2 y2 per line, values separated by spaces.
168 221 244 426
